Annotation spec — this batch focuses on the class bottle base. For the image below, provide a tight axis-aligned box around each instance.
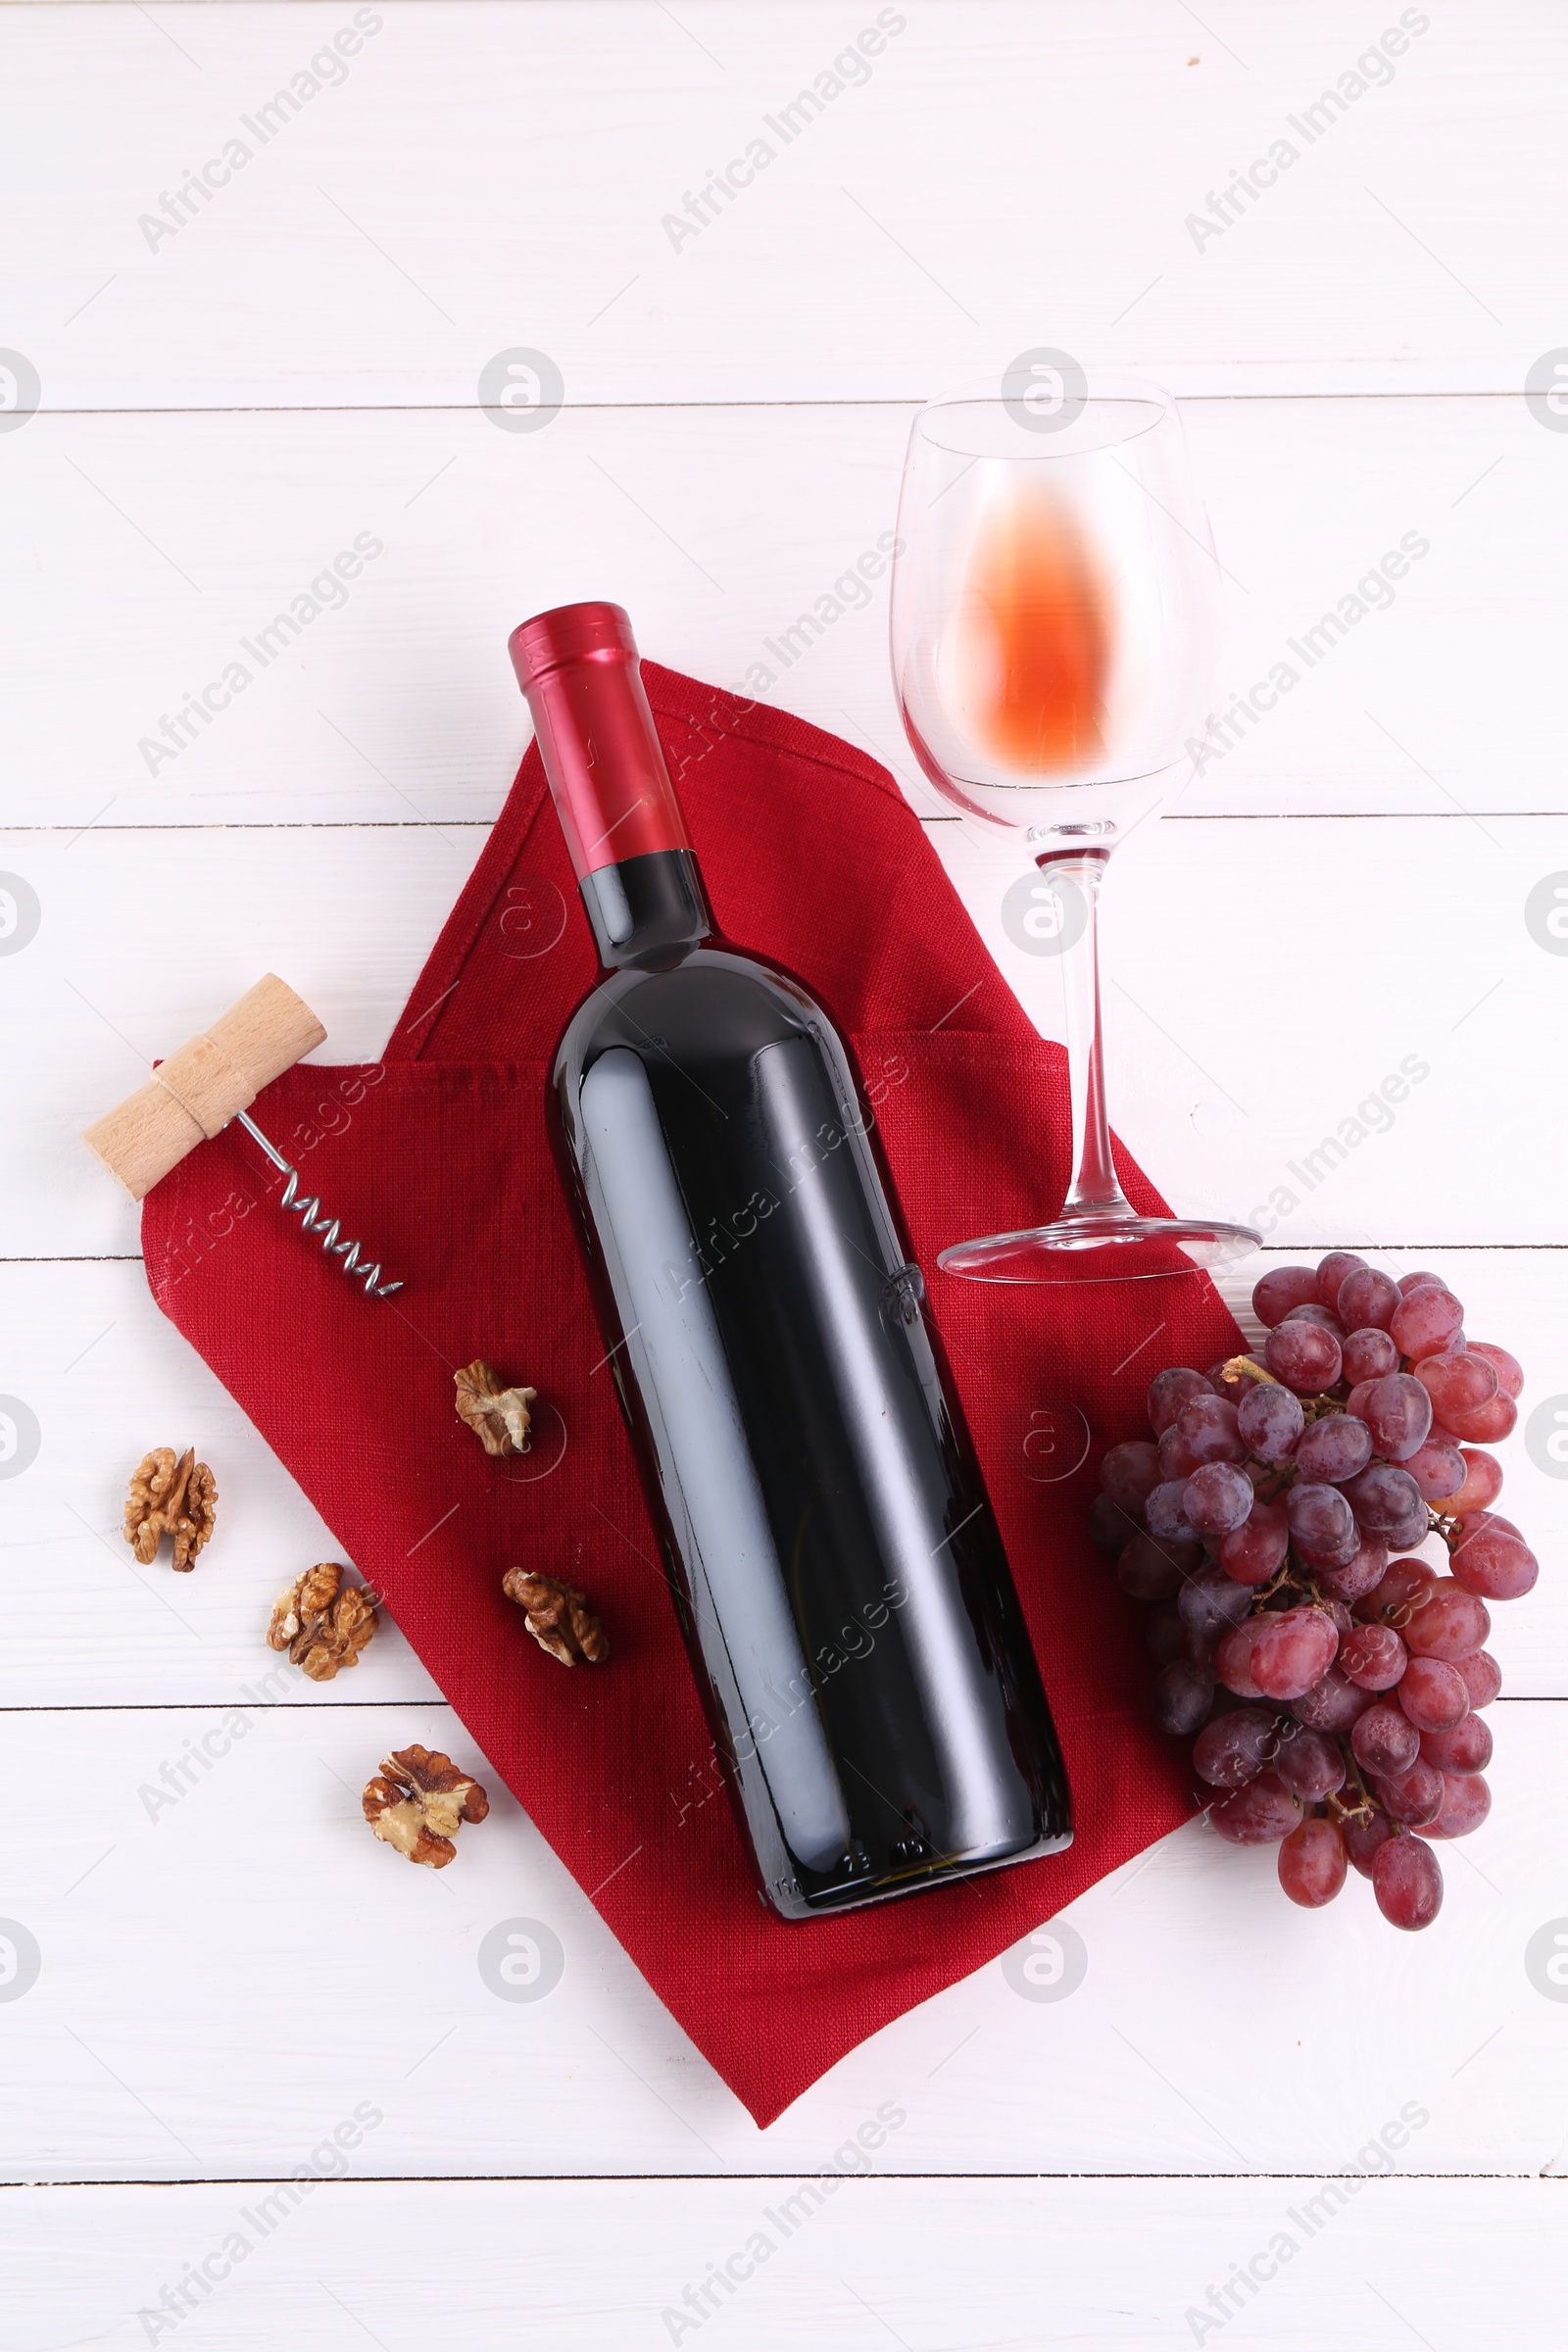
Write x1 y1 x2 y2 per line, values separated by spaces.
761 1827 1075 1923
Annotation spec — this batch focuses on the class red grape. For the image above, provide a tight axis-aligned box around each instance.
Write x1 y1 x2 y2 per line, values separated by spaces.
1297 1532 1364 1574
1152 1658 1215 1736
1216 1617 1265 1697
1295 1414 1374 1486
1178 1564 1254 1638
1446 1447 1502 1517
1390 1287 1464 1361
1285 1483 1354 1555
1194 1705 1281 1788
1374 1759 1446 1828
1145 1480 1192 1542
1465 1341 1523 1400
1099 1440 1162 1512
1342 1805 1396 1878
1345 1461 1426 1535
1339 1623 1407 1690
1372 1834 1444 1928
1337 1266 1400 1331
1209 1772 1301 1845
1314 1535 1390 1604
1342 1327 1400 1384
1356 1375 1433 1463
1396 1270 1444 1298
1183 1462 1256 1536
1420 1715 1493 1773
1148 1366 1213 1435
1263 1321 1343 1393
1387 1510 1437 1554
1177 1394 1248 1465
1403 1580 1490 1662
1291 1663 1373 1732
1427 1771 1492 1839
1251 1605 1340 1701
1219 1500 1290 1587
1158 1422 1203 1480
1455 1509 1522 1540
1252 1266 1321 1327
1358 1559 1437 1626
1144 1601 1185 1666
1439 1392 1519 1445
1088 1493 1142 1552
1351 1702 1420 1778
1208 1358 1261 1406
1401 1438 1467 1502
1316 1250 1367 1309
1449 1513 1539 1601
1183 1626 1222 1675
1117 1536 1186 1601
1278 1816 1348 1906
1286 1302 1346 1338
1415 1350 1497 1420
1236 1383 1304 1462
1454 1649 1501 1710
1273 1723 1346 1800
1396 1656 1470 1734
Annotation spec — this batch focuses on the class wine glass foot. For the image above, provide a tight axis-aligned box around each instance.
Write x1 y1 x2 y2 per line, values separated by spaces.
938 1209 1263 1286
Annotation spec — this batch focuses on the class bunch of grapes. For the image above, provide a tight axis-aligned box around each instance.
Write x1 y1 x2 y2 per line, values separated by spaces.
1089 1250 1533 1931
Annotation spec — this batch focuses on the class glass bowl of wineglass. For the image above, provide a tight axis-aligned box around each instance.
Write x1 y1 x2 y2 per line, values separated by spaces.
890 365 1260 1282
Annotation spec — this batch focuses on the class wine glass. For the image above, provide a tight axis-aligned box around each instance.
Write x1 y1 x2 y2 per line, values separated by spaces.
890 365 1260 1282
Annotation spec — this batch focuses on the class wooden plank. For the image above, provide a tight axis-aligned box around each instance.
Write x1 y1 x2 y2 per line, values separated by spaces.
2 1250 1562 1697
0 1698 1563 2182
5 811 1563 1259
0 398 1562 828
0 2176 1563 2348
3 2 1563 406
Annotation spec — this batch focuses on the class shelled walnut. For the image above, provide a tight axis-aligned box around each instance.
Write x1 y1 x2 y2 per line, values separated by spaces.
362 1744 489 1870
123 1446 218 1571
454 1358 536 1456
502 1567 609 1666
268 1563 378 1683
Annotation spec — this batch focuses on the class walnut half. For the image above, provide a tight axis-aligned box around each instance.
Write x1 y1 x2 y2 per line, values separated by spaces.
268 1563 378 1683
455 1358 536 1456
123 1446 218 1571
363 1744 489 1870
502 1568 609 1666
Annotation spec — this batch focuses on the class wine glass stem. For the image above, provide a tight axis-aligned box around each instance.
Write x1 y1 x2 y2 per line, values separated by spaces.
1038 847 1134 1221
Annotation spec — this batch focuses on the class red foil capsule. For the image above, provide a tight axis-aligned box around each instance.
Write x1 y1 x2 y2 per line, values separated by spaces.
508 601 694 880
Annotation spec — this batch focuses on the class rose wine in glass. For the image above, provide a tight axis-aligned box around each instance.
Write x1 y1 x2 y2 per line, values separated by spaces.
891 368 1260 1282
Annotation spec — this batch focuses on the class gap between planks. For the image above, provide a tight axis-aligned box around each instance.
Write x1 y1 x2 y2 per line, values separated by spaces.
0 2170 1559 2190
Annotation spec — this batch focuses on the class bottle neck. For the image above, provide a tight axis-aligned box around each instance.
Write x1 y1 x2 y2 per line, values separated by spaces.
508 601 714 972
579 846 712 972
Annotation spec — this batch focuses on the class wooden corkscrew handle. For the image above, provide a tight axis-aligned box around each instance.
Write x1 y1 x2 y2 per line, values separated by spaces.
81 974 327 1201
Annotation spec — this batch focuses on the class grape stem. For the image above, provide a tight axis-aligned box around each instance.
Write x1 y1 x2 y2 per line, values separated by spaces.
1250 1563 1298 1606
1326 1768 1374 1830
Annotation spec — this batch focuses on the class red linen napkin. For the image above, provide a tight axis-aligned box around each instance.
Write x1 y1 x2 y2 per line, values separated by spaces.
143 663 1243 2128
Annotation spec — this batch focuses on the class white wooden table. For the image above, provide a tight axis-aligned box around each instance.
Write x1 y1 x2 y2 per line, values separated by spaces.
3 4 1565 2342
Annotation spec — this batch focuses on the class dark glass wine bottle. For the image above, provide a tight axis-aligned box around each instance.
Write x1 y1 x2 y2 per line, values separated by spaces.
510 602 1071 1919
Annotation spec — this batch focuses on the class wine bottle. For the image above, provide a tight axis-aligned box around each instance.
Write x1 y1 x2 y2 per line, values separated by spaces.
510 602 1072 1918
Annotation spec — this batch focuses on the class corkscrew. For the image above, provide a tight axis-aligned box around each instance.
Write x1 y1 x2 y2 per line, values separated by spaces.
81 974 403 1299
231 1109 402 1295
